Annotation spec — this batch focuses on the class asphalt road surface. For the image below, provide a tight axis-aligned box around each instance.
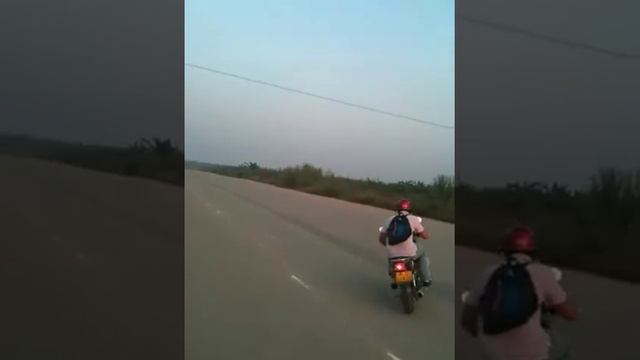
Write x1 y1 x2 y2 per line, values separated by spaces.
7 159 634 360
2 156 183 359
186 170 455 360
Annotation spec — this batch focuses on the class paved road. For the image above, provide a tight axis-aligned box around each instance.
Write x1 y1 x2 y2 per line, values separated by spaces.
455 247 640 360
8 160 631 359
185 170 455 360
2 156 183 359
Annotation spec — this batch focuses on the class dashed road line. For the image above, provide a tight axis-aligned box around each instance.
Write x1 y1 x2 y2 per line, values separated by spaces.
290 274 312 290
386 351 403 360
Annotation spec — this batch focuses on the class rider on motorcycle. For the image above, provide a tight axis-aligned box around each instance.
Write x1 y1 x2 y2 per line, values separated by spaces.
378 199 432 288
461 226 580 360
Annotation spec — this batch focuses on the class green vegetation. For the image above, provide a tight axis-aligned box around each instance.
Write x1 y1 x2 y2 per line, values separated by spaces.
186 160 455 222
0 133 183 185
457 168 640 282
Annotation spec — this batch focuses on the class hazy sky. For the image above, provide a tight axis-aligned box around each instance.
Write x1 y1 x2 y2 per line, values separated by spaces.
456 0 640 188
185 0 455 183
1 0 182 148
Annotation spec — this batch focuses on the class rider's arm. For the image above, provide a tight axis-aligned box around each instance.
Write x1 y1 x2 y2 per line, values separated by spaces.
379 218 391 246
378 232 387 246
461 267 495 337
550 299 580 321
461 304 479 337
413 217 429 240
543 267 580 321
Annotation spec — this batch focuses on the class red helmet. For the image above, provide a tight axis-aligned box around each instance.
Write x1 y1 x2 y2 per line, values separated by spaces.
396 199 411 211
502 226 536 253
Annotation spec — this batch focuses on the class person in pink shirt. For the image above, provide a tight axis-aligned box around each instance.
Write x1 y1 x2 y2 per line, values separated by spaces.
461 226 580 360
378 199 432 288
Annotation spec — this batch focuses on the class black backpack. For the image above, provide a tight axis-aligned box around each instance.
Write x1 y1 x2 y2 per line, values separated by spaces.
386 214 413 245
478 259 539 335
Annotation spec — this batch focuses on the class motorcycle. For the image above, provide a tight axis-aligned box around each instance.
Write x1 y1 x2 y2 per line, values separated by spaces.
460 267 571 359
379 217 425 314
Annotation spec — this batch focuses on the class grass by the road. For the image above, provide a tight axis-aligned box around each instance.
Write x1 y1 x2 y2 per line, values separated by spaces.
457 169 640 283
0 133 184 186
186 161 455 223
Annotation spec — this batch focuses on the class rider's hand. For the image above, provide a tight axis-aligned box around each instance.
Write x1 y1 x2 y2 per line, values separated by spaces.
551 300 580 321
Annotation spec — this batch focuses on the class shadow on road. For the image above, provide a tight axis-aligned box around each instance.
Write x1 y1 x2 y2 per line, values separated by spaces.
428 280 456 303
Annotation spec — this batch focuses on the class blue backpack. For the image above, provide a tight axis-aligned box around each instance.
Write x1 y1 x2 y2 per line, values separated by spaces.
386 214 413 245
478 259 539 335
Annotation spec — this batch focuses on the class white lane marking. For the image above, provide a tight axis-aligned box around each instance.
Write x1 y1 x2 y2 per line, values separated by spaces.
203 202 225 216
290 274 311 290
386 352 402 360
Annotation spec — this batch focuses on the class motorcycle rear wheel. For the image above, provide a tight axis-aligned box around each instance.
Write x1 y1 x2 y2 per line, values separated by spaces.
399 284 415 314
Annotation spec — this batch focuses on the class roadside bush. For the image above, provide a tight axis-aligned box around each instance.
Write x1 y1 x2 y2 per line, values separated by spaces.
192 161 454 223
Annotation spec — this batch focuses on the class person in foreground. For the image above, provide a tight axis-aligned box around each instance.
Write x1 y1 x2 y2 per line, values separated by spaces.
378 198 432 288
460 226 580 360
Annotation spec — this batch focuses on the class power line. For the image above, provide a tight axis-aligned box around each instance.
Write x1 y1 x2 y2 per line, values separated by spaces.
460 15 640 60
185 63 454 130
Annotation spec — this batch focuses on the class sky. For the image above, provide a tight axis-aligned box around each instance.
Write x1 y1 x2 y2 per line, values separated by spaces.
456 0 640 188
5 0 634 188
185 0 455 183
1 0 183 148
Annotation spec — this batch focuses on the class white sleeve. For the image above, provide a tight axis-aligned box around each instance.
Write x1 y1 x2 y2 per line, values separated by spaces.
381 216 392 232
466 266 497 306
409 215 424 233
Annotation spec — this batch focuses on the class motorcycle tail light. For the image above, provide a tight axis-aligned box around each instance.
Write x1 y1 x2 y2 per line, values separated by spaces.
393 262 407 271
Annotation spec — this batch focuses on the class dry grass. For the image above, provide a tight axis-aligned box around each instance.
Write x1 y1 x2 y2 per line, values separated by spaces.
187 161 455 223
457 169 640 282
1 134 184 185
